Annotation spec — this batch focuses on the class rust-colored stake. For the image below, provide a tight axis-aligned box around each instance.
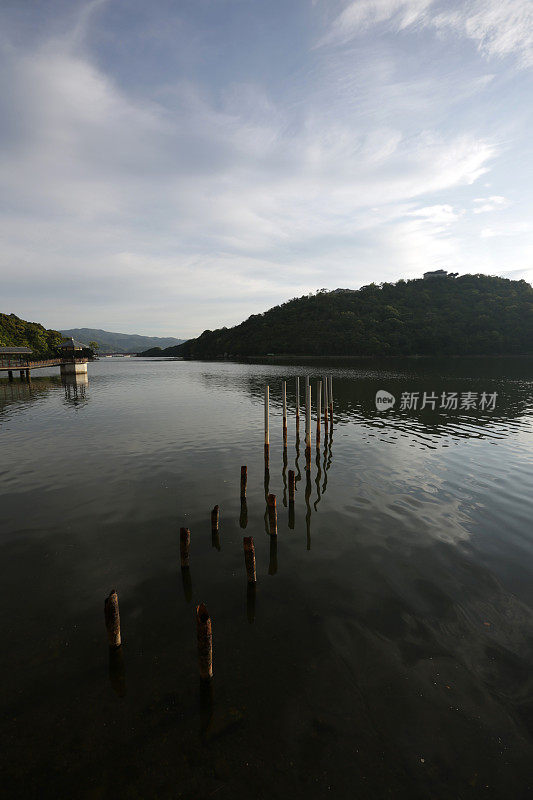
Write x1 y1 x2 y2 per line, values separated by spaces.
243 536 257 583
211 505 219 533
104 590 121 649
267 493 278 536
288 469 295 504
240 465 247 499
180 527 190 567
197 603 213 680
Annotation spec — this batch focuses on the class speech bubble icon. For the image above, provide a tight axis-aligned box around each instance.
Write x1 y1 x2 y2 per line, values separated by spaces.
375 390 395 411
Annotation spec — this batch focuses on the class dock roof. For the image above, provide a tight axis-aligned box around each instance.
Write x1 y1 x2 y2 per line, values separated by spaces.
58 337 87 349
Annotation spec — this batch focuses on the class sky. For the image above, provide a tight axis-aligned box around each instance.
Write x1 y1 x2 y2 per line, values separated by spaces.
0 0 532 338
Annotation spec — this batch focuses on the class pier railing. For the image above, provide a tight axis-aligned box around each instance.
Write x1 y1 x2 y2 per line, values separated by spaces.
0 357 88 370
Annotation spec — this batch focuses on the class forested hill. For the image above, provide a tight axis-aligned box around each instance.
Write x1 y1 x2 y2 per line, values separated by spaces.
0 313 62 357
146 275 533 359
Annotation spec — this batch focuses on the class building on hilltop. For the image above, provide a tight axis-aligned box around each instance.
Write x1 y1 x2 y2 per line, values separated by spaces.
423 269 449 279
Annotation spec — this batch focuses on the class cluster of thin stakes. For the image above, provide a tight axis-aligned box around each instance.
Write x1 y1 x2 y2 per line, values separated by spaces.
104 376 334 684
264 375 334 471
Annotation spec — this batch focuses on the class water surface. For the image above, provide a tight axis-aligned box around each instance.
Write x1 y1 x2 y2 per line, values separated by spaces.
1 356 533 799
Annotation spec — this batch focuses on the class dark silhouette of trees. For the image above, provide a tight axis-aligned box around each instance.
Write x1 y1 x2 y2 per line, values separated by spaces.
150 275 533 359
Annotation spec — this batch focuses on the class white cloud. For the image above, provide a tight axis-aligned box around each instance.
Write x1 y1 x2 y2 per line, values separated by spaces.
481 222 532 238
319 0 435 46
408 203 462 229
433 0 533 68
321 0 533 68
473 196 510 213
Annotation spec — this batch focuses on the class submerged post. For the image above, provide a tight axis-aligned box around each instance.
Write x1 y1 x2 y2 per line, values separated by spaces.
329 376 333 418
267 493 277 536
211 505 219 534
104 590 121 649
240 466 247 499
197 603 213 681
288 469 295 504
264 385 270 470
324 375 328 428
243 536 257 583
295 377 300 430
282 380 287 448
180 527 191 567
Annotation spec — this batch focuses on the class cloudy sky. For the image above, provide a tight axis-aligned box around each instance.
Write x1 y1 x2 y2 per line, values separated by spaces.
1 0 532 337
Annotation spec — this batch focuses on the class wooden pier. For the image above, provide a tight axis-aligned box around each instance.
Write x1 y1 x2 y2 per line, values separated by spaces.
0 341 89 381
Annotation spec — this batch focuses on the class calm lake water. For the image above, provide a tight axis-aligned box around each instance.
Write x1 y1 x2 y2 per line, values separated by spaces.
1 356 533 799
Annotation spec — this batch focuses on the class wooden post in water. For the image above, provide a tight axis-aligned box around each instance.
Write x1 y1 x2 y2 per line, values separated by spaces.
243 536 256 583
295 377 300 431
282 380 287 448
180 527 191 567
196 603 213 680
329 376 333 418
104 590 121 649
8 370 13 382
316 380 322 446
305 382 312 469
211 505 219 535
267 493 277 536
264 385 270 470
288 469 295 504
240 466 247 499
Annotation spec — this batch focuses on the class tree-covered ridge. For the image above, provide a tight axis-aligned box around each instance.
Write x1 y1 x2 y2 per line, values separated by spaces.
151 275 533 359
0 313 63 357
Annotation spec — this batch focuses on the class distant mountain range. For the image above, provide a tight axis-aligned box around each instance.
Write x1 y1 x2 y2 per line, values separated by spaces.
60 328 185 354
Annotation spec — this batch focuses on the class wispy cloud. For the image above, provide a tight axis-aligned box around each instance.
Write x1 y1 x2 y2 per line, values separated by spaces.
433 1 533 68
473 196 509 213
319 0 435 45
321 0 533 68
481 222 532 238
